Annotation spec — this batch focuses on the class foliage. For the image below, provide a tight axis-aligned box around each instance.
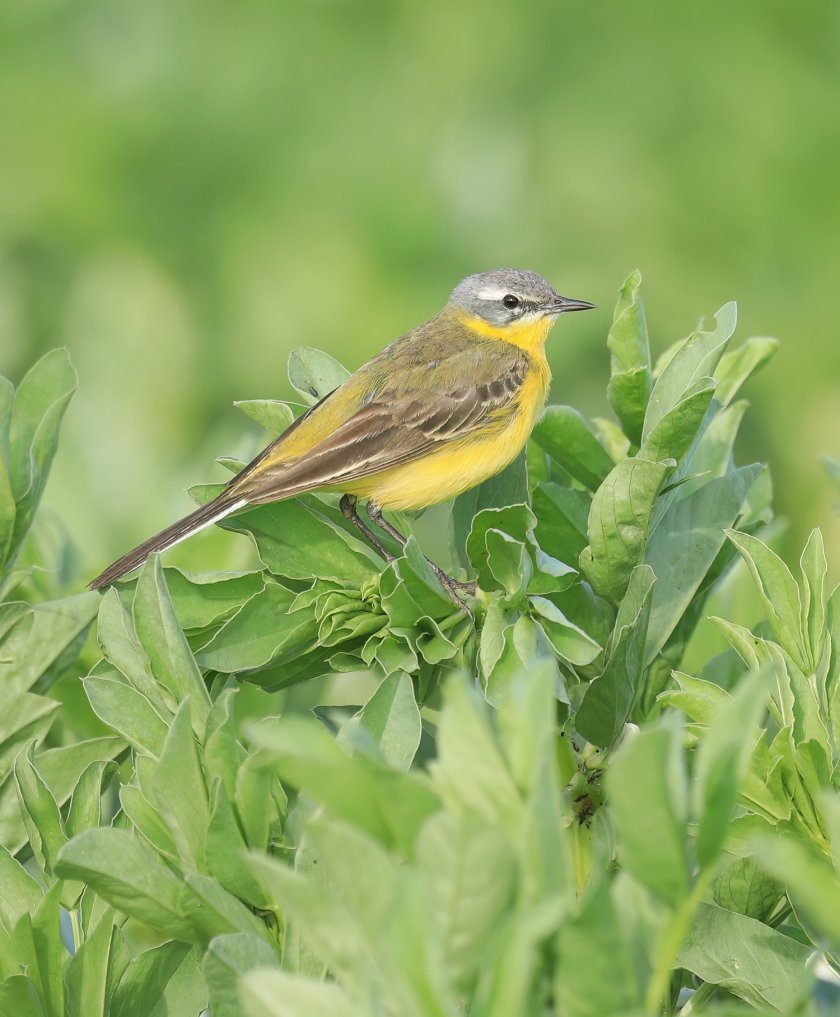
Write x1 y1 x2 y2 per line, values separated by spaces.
2 277 840 1016
4 0 840 574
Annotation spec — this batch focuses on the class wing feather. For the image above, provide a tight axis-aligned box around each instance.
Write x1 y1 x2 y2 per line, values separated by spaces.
236 347 529 504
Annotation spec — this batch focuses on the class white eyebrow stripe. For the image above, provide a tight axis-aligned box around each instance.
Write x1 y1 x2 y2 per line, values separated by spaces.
477 286 514 301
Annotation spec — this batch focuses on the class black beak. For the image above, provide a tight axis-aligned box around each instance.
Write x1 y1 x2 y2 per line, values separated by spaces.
547 295 596 314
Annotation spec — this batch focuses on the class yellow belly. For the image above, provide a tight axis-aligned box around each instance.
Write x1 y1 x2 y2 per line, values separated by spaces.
344 368 547 511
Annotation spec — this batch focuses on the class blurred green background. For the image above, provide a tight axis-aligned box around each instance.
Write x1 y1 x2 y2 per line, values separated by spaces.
2 0 839 577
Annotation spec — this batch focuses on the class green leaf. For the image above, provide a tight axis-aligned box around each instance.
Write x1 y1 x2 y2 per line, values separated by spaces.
109 941 193 1017
642 301 737 443
240 969 362 1017
0 691 60 787
493 645 561 797
452 452 528 566
0 844 42 934
14 744 65 878
84 672 169 757
416 810 516 991
0 380 16 569
0 975 45 1017
380 537 459 625
56 828 195 940
677 902 811 1011
555 875 645 1017
66 759 117 840
481 530 531 600
713 335 779 407
287 347 350 403
248 714 439 852
431 677 522 830
478 599 512 688
345 671 422 770
234 399 295 433
204 934 279 1017
693 669 769 868
472 898 566 1017
65 908 115 1017
466 503 576 601
532 406 615 491
206 782 270 906
0 736 123 854
221 498 379 582
607 720 688 905
657 670 731 726
643 465 761 663
576 564 656 747
119 785 179 861
528 597 602 667
151 700 209 871
7 349 77 563
751 833 840 945
579 456 672 603
299 816 456 1017
799 527 827 670
480 614 563 710
0 884 63 1016
28 882 64 1017
726 529 808 671
0 592 99 696
532 483 590 566
132 555 210 733
181 873 272 942
245 851 366 986
687 398 748 480
197 582 319 673
639 377 716 463
606 270 652 445
34 736 124 805
146 945 208 1014
162 568 265 631
95 589 170 713
712 857 785 923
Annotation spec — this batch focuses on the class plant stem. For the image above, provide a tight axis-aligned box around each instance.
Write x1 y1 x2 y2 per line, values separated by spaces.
644 870 714 1015
69 907 82 952
678 981 718 1015
570 819 593 895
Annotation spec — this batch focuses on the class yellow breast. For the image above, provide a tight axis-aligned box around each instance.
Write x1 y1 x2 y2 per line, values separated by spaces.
347 353 550 512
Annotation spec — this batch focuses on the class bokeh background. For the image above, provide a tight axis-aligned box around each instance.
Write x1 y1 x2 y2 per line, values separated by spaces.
2 0 839 577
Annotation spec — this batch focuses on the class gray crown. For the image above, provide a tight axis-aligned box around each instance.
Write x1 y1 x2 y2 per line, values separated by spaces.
448 268 558 325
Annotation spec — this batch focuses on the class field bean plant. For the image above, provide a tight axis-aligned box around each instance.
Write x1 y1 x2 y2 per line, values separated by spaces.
2 273 839 1017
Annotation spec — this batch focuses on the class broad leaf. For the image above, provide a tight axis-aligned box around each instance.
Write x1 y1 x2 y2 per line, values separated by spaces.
576 564 656 747
532 406 615 491
678 902 811 1010
287 347 350 403
606 269 651 445
607 720 688 906
580 456 671 603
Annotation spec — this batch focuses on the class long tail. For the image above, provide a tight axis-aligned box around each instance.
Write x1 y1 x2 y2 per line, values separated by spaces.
88 492 248 590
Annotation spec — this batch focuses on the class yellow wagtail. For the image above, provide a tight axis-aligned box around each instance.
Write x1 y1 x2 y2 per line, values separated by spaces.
90 269 594 602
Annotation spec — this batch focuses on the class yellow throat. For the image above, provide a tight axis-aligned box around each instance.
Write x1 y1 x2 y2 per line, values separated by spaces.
456 311 556 355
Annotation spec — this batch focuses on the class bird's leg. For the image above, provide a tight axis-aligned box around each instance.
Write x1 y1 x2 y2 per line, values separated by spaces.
340 495 394 563
366 501 408 548
367 502 477 602
345 497 470 615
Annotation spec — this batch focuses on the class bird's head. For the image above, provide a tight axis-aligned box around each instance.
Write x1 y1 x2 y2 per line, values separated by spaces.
448 268 594 348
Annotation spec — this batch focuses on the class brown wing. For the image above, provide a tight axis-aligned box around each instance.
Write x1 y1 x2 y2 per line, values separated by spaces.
235 346 529 504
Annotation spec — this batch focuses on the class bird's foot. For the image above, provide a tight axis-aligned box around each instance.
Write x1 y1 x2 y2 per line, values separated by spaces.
340 495 395 563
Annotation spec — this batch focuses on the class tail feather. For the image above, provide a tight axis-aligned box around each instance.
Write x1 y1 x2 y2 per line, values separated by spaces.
89 494 247 590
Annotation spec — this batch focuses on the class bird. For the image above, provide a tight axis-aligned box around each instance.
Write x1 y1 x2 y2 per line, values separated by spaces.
89 268 594 604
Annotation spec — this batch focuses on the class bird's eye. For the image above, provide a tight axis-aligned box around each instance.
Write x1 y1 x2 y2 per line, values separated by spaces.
502 294 520 309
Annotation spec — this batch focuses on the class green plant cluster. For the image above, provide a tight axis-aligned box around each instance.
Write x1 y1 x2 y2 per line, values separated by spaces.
1 276 839 1016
